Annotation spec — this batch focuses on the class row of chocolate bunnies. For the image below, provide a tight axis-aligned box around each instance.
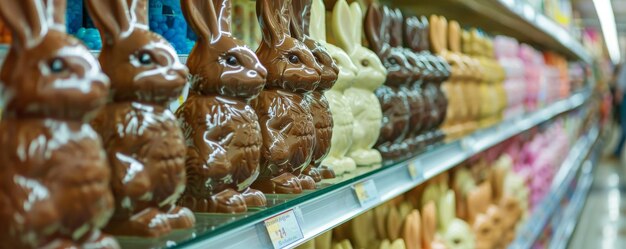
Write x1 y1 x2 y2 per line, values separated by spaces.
0 0 563 248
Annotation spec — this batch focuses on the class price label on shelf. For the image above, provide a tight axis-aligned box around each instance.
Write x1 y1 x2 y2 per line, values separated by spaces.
461 137 478 153
353 179 379 208
408 159 422 180
264 209 303 249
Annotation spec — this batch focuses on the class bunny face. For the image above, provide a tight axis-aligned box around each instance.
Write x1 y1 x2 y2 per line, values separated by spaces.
379 47 412 87
350 47 387 91
256 0 321 94
304 39 338 91
256 39 321 93
0 19 108 121
87 0 187 105
189 38 267 99
182 0 267 100
97 28 186 104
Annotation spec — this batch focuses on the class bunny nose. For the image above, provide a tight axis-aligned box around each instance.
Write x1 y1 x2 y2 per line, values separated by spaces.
255 65 268 78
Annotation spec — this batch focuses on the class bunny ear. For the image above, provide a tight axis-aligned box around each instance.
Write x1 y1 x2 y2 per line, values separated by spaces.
181 0 220 42
309 0 326 42
127 0 148 27
213 0 233 34
0 0 48 48
349 2 363 47
86 0 132 44
448 20 461 53
330 0 355 53
289 0 305 40
419 16 430 51
388 8 403 48
257 0 290 46
291 0 312 39
363 3 386 55
403 16 416 49
42 0 66 31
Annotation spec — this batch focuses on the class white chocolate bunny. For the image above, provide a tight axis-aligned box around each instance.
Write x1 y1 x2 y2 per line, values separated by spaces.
438 190 475 249
309 0 357 176
329 0 385 166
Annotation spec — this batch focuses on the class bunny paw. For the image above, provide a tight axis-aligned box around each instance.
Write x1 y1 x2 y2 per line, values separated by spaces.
242 188 267 208
104 207 172 237
270 173 303 194
163 205 195 229
299 174 317 190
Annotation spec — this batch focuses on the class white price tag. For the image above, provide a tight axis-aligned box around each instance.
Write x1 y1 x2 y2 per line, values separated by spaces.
264 209 303 249
353 179 379 208
408 160 422 180
461 137 478 153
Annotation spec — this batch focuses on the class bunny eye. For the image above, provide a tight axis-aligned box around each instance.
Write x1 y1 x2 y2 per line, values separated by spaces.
138 51 154 66
225 55 239 66
288 54 300 64
361 60 370 67
388 57 398 65
49 58 66 73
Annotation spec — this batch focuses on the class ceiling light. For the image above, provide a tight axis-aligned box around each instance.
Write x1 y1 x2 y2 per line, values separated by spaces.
593 0 621 64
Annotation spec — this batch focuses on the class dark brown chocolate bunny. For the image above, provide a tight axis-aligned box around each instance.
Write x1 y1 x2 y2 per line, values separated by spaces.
388 8 428 154
364 3 411 160
290 0 338 184
251 0 321 194
0 0 118 248
405 16 449 144
176 0 268 213
86 0 195 237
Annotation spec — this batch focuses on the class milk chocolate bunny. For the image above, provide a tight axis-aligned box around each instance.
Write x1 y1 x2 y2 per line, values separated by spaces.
86 0 195 236
290 0 338 182
251 0 321 194
310 0 358 176
404 16 447 145
176 0 268 212
329 0 384 166
0 0 118 247
364 3 411 160
389 8 427 153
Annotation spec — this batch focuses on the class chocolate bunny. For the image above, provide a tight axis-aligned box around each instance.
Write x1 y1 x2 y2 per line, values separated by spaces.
310 0 357 176
0 0 118 247
290 0 339 183
328 0 384 167
86 0 195 236
251 0 321 194
176 0 268 213
405 16 449 145
388 8 428 154
364 3 412 160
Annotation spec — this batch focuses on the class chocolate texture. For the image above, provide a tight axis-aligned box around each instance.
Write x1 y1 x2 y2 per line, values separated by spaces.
0 0 118 247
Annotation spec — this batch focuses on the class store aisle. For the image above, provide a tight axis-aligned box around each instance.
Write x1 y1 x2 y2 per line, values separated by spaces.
569 158 625 249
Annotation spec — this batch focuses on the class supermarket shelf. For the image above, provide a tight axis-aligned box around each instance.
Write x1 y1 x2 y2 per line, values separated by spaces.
548 136 602 249
547 162 593 249
508 124 600 249
176 92 589 249
395 0 591 63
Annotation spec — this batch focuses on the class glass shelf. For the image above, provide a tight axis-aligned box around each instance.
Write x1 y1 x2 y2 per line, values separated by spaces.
112 91 590 249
